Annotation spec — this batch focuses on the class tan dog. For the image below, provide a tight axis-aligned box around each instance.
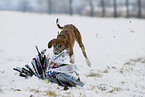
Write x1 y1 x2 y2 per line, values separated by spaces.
48 19 91 67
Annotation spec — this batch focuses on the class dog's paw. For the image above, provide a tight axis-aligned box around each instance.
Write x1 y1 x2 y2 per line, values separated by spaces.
70 60 74 64
86 58 91 67
70 55 75 63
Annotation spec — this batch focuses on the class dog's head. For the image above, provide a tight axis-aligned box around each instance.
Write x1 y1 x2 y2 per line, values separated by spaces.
48 38 69 55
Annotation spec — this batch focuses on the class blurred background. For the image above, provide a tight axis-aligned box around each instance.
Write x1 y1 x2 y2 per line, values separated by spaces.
0 0 144 18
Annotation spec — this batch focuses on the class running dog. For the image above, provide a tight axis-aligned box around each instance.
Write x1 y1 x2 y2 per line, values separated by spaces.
48 19 91 67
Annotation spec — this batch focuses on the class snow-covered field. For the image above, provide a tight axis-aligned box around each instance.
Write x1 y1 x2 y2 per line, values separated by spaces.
0 11 145 97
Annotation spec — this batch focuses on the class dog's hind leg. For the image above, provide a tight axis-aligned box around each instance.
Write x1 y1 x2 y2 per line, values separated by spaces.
74 27 91 67
79 42 91 67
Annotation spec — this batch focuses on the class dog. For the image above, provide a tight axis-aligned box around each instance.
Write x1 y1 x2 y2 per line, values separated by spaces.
48 19 91 67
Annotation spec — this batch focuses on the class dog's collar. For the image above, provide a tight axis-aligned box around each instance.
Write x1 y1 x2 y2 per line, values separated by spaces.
57 34 68 40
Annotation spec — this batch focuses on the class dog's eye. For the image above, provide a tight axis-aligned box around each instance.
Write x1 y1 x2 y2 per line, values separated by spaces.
59 44 62 47
53 45 56 47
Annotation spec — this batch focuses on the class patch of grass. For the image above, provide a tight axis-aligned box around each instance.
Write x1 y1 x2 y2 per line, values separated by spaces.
29 88 58 96
97 84 107 91
120 81 125 86
86 72 102 78
15 89 21 91
120 69 123 74
121 82 125 84
112 67 116 69
0 87 2 93
107 87 121 93
30 88 41 93
121 57 145 74
103 69 108 73
30 95 34 97
11 88 21 92
124 62 130 65
45 91 57 96
124 57 145 66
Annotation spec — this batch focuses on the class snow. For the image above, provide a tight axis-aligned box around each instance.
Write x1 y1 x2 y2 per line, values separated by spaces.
0 11 145 97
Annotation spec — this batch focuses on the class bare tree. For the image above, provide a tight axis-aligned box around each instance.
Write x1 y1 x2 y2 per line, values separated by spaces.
101 0 105 17
113 0 117 18
69 0 73 15
89 0 94 17
126 0 129 18
138 0 142 18
21 0 28 12
48 0 51 14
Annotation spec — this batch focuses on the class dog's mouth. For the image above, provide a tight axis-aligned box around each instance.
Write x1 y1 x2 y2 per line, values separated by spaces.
54 51 61 55
54 49 65 55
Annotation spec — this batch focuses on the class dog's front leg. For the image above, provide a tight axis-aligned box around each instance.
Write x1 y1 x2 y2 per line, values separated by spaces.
70 54 75 63
68 48 75 63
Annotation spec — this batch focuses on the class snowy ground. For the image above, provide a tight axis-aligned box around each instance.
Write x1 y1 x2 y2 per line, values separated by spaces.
0 11 145 97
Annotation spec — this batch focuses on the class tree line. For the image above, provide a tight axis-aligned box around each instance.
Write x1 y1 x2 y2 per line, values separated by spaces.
0 0 144 18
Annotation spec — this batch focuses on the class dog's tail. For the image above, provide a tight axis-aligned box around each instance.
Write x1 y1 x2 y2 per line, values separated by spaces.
56 18 63 29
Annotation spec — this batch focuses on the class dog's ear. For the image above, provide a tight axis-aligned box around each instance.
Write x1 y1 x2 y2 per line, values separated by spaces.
48 39 55 48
